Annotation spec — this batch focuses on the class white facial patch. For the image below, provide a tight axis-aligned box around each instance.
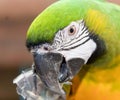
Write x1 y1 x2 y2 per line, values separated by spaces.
58 39 96 63
52 19 97 64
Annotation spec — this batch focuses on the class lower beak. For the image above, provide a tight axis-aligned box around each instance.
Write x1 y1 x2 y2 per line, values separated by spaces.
33 52 64 94
58 58 85 83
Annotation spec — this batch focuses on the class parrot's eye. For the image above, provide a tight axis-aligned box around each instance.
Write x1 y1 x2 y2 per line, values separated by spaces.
68 25 76 36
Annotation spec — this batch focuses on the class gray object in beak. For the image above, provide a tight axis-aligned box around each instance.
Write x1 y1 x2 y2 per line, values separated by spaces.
13 69 66 100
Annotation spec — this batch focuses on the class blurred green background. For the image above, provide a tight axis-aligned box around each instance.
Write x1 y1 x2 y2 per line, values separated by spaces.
0 0 119 100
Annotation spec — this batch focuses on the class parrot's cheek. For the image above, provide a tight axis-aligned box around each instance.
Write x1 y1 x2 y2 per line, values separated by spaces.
33 52 64 94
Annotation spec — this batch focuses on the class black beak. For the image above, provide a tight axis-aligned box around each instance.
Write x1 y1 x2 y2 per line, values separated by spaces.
58 58 71 83
58 58 85 83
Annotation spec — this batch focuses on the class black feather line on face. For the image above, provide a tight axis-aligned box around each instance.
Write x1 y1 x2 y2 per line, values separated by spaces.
87 33 106 64
60 37 90 51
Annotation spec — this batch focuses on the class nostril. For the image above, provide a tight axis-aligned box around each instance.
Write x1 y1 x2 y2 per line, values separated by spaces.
43 46 49 51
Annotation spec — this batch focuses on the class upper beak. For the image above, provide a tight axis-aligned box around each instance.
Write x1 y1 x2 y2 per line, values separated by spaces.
33 51 64 94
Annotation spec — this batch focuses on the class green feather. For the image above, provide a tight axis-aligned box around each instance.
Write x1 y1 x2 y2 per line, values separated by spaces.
26 0 120 47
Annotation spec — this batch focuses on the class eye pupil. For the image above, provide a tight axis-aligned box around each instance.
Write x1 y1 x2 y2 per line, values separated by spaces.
68 25 76 35
70 28 74 33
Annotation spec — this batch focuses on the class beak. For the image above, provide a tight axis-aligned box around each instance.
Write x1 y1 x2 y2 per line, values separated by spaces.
58 58 85 83
33 51 64 94
33 49 85 94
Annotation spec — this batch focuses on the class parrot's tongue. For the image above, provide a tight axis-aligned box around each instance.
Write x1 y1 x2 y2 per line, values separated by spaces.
33 52 66 94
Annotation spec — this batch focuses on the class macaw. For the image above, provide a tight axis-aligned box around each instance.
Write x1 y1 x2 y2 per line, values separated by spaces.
26 0 120 100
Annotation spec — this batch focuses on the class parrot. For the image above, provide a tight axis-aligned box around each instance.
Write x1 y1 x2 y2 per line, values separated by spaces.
25 0 120 100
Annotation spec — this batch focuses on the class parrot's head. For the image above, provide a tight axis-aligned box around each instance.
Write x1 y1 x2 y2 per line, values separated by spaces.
26 0 106 94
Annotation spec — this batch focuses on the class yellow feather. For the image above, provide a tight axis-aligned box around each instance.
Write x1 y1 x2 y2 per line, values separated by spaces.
85 9 108 36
